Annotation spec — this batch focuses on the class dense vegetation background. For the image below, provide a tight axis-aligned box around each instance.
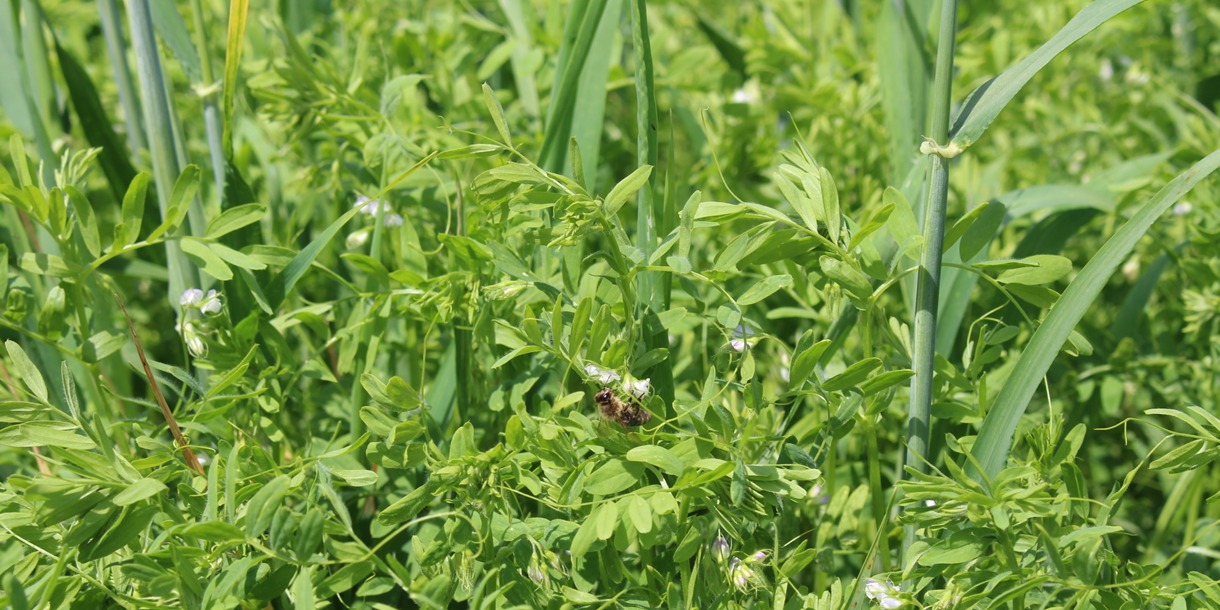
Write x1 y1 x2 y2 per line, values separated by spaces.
1 0 1219 608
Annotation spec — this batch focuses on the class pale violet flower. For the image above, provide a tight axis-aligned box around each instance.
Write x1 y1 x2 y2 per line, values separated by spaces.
353 195 386 215
179 288 204 308
384 213 404 227
1173 202 1192 216
712 535 731 564
346 230 370 249
199 290 222 315
748 550 768 563
585 365 620 385
729 324 755 352
628 377 650 400
728 557 757 590
864 579 903 609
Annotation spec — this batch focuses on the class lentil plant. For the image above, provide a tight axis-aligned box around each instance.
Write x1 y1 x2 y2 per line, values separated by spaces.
1 1 1220 609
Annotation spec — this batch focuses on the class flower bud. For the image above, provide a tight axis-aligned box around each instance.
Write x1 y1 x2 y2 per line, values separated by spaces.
712 535 731 564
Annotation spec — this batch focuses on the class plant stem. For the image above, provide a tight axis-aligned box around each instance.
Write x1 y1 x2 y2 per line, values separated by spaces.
903 0 959 564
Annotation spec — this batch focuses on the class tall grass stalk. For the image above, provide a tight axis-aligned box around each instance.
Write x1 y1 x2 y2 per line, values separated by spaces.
96 0 145 153
903 0 958 562
125 0 201 312
187 0 225 196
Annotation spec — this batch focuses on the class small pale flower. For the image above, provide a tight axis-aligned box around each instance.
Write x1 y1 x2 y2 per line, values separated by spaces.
179 288 204 308
384 213 404 227
729 557 756 590
712 535 731 564
584 365 621 385
925 500 937 507
353 195 386 215
864 579 903 609
748 550 768 563
346 230 370 249
730 339 748 352
1173 202 1192 216
628 377 650 400
729 324 755 352
183 322 207 358
1099 58 1114 81
1122 258 1140 282
200 290 222 315
527 563 545 584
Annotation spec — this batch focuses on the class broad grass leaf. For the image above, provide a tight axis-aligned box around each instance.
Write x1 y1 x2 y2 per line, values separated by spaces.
149 0 201 82
222 0 250 158
950 0 1147 149
970 148 1220 481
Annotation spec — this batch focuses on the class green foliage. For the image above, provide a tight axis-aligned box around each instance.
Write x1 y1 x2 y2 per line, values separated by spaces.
1 1 1220 609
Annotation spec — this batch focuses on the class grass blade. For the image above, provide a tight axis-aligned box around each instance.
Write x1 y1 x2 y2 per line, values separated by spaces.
497 0 540 118
149 0 201 83
126 0 201 306
1110 244 1183 341
877 0 933 183
950 0 1145 151
222 0 249 160
970 148 1220 481
537 0 611 174
95 0 146 153
54 38 139 203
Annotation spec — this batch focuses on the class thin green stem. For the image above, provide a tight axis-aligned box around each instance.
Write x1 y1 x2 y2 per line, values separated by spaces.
903 0 959 566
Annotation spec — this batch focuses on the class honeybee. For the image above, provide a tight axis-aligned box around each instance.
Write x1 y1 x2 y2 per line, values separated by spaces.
594 387 653 428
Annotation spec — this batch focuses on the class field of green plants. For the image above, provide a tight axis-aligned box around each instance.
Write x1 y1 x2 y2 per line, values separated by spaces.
1 0 1220 608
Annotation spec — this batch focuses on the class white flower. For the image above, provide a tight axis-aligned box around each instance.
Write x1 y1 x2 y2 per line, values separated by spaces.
353 195 386 215
729 324 756 352
730 339 748 352
731 81 760 104
346 230 370 249
1099 58 1114 81
384 213 404 227
584 365 620 385
182 321 207 358
628 377 650 400
200 290 222 315
1122 258 1140 282
925 500 937 507
864 579 903 609
179 288 204 307
1173 202 1192 216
